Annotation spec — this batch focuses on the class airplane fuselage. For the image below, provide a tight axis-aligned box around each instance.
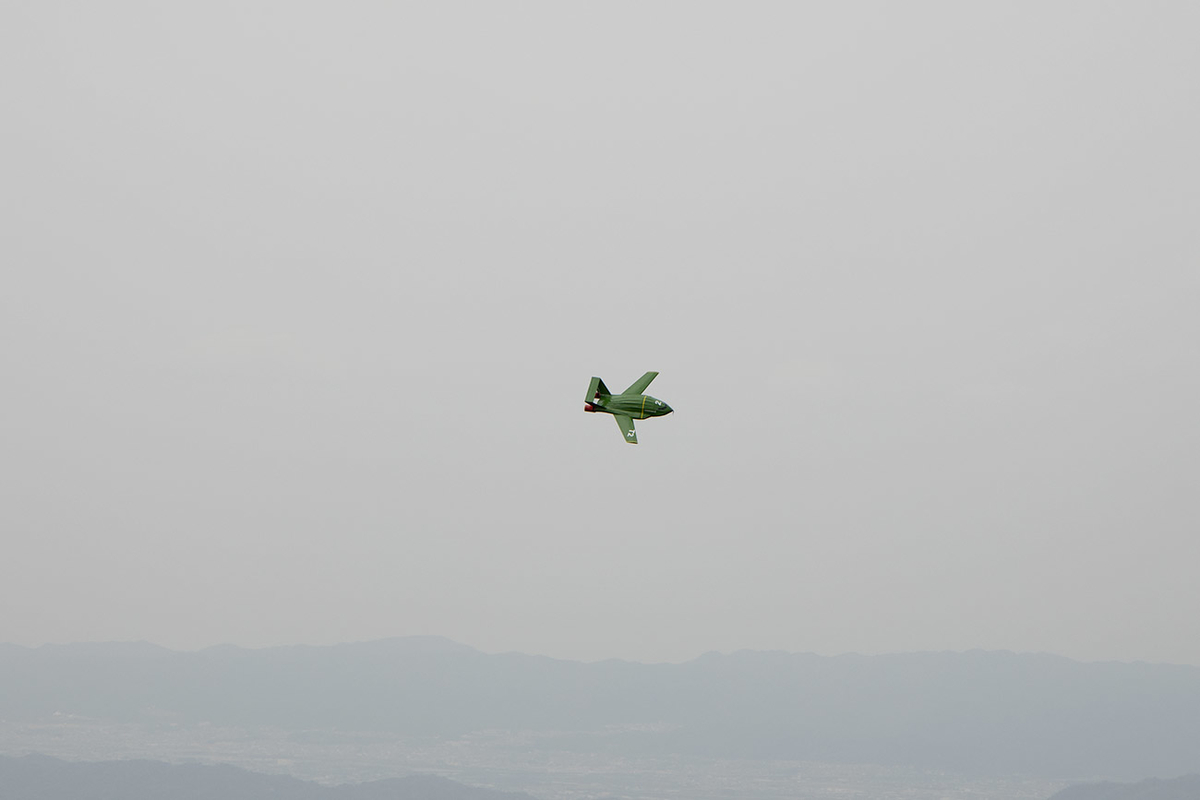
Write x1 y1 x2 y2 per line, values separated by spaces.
585 393 673 420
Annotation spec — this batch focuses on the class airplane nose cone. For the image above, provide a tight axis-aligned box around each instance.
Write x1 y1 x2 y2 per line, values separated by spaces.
661 403 673 415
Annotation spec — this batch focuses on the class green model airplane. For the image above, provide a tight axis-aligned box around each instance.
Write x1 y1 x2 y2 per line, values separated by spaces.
584 371 673 444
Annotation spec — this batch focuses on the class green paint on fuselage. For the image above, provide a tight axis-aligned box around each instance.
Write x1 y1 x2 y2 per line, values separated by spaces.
598 393 673 420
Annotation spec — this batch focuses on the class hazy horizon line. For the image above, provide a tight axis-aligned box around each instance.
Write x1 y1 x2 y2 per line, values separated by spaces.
5 635 1196 668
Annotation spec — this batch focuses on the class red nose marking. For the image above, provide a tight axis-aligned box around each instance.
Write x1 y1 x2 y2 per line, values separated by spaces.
584 403 596 412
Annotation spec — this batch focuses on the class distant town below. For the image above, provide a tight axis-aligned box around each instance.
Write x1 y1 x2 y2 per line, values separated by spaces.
2 637 1199 799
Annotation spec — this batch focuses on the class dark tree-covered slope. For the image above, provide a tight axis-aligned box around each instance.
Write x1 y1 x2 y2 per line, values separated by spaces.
0 753 537 800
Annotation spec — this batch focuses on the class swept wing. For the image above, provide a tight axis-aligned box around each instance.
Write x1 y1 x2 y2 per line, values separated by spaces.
613 414 638 444
622 371 658 396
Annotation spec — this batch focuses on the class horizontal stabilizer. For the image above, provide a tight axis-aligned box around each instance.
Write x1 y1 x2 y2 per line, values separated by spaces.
586 376 611 403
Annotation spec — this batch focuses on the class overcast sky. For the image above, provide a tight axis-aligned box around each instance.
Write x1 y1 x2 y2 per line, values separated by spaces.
2 2 1197 665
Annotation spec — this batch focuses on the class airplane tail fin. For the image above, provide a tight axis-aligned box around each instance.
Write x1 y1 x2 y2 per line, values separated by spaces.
584 377 610 411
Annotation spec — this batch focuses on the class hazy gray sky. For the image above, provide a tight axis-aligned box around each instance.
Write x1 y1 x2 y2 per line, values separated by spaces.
2 2 1197 665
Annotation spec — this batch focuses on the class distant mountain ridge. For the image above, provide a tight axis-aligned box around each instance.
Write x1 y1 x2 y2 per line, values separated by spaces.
3 638 1199 780
0 753 537 800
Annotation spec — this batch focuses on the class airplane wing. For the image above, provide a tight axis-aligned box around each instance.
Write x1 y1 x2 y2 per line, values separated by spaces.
613 414 638 444
622 371 658 395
